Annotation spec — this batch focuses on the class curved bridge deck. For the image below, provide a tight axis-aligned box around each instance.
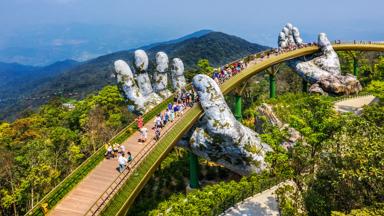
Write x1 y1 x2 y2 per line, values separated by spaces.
41 43 384 216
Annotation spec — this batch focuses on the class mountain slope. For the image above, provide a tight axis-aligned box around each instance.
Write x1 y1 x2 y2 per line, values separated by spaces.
139 29 212 50
0 31 268 121
0 60 79 99
31 31 268 99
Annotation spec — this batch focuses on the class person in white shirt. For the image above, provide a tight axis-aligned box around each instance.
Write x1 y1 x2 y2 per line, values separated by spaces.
141 127 148 142
120 145 126 154
118 154 128 173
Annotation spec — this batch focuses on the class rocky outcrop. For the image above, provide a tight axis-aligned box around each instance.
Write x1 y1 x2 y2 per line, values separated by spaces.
256 103 301 149
279 23 362 95
188 74 272 176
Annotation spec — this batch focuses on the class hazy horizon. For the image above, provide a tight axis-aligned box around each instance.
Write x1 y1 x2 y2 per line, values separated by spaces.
1 0 384 65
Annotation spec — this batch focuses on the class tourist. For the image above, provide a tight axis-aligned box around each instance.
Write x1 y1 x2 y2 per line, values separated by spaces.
155 114 162 129
136 115 143 129
179 103 185 115
164 109 169 125
118 153 128 173
173 103 179 117
170 109 175 122
155 127 161 141
168 102 173 111
105 143 113 159
127 151 133 163
113 143 120 157
141 127 148 142
120 145 126 155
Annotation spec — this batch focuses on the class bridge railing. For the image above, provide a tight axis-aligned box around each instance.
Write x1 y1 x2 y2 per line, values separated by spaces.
332 40 384 45
84 104 192 215
24 95 174 216
99 105 203 216
24 47 273 216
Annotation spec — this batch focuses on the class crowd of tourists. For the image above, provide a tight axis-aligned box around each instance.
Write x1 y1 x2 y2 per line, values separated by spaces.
271 42 317 55
107 42 318 173
210 43 317 84
212 60 247 84
104 143 133 172
105 88 198 173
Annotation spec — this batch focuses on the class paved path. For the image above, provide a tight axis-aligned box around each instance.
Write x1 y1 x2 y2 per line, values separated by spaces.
48 109 188 216
221 181 294 216
334 95 377 114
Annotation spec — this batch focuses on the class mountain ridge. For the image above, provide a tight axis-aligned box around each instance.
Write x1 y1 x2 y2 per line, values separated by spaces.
0 31 268 121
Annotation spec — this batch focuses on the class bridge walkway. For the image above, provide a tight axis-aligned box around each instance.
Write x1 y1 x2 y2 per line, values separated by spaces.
48 108 190 215
36 43 384 216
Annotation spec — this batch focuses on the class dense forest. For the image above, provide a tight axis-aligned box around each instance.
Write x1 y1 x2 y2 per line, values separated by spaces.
0 50 383 215
0 86 135 215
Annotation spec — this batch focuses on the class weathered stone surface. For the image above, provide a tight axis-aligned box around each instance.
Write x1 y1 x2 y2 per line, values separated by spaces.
279 23 362 95
114 50 163 113
171 58 187 91
256 103 301 149
189 74 272 176
114 60 145 110
153 52 172 98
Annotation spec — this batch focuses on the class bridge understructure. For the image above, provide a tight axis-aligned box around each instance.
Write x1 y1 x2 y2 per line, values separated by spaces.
25 43 384 216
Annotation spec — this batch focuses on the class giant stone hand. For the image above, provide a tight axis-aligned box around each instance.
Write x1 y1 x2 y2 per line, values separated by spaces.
188 74 272 176
171 58 187 91
153 52 173 98
279 23 362 95
114 50 162 113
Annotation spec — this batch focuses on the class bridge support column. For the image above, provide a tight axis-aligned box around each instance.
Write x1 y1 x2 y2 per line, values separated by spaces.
269 74 276 98
353 58 359 77
189 152 199 189
234 95 242 121
302 79 308 93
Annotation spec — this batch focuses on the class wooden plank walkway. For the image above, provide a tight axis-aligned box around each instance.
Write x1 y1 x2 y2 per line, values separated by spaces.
48 109 188 216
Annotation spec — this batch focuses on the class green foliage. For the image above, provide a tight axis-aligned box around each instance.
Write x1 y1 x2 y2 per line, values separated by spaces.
148 173 283 216
332 203 384 216
185 59 214 81
365 80 384 101
304 109 384 215
276 185 306 216
0 85 135 215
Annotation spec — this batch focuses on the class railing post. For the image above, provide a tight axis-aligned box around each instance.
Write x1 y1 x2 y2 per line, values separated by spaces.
269 73 276 98
302 79 308 93
189 152 199 189
234 95 242 121
353 57 359 77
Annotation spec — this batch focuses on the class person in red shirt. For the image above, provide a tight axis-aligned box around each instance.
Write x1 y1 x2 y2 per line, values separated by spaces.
136 115 143 129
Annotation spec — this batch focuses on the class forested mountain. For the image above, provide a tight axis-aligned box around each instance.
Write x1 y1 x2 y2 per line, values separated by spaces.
0 60 79 99
0 31 268 121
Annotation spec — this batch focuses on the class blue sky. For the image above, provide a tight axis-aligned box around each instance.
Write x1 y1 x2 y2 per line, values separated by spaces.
0 0 383 64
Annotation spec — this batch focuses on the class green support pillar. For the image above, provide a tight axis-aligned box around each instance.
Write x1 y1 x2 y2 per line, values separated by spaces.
353 58 359 77
302 79 308 93
269 73 276 98
189 152 199 189
234 95 242 121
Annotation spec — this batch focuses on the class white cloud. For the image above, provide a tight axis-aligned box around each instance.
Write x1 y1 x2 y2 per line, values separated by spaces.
51 39 87 46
